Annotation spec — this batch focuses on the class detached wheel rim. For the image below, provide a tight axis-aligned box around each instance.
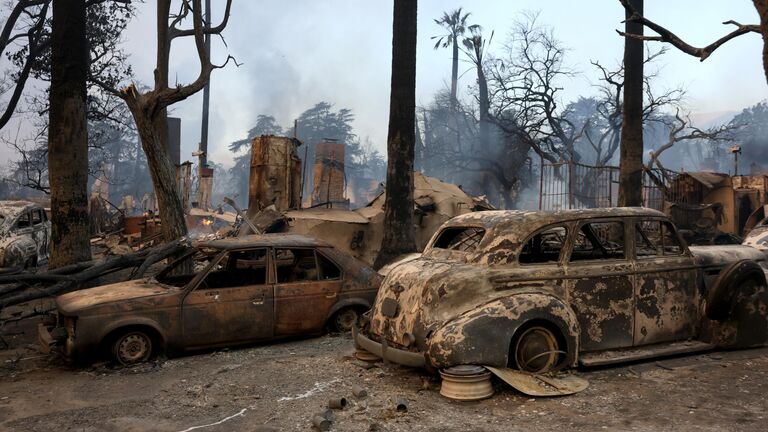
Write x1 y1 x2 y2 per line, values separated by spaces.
514 326 560 373
115 332 152 365
334 309 359 332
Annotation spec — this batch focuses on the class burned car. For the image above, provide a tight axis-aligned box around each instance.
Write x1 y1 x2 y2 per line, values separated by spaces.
355 208 768 373
41 234 382 365
0 201 50 269
743 215 768 253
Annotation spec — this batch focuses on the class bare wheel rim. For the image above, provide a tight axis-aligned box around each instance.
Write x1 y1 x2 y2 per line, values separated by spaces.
334 309 359 332
115 332 152 365
514 326 559 373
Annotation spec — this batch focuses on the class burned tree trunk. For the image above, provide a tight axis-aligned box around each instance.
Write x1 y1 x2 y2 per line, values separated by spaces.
374 0 418 269
756 0 768 82
48 0 92 268
618 0 644 207
98 0 233 245
123 96 187 243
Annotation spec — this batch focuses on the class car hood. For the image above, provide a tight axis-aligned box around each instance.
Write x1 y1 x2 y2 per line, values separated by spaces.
689 245 768 268
368 256 499 348
56 279 176 314
744 226 768 251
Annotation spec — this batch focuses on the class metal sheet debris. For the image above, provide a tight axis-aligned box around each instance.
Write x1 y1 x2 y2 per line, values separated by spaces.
486 366 589 397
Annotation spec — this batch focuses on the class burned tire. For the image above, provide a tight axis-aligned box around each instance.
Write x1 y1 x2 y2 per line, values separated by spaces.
330 307 362 333
111 330 153 365
510 324 566 374
706 260 767 321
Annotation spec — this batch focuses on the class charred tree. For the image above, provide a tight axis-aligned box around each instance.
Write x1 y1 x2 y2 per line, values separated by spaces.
48 0 91 268
374 0 418 269
96 0 234 245
617 0 766 83
618 0 644 207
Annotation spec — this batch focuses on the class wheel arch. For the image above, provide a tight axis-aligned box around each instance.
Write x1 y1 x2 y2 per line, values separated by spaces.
98 319 166 354
706 259 767 321
325 298 371 323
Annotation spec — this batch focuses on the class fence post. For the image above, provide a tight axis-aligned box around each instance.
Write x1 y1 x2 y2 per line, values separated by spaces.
538 155 544 210
568 159 574 209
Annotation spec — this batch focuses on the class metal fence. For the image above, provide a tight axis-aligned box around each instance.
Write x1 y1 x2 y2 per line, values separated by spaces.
538 160 677 211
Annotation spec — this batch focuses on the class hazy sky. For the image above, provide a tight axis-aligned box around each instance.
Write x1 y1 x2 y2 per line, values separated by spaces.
4 1 768 168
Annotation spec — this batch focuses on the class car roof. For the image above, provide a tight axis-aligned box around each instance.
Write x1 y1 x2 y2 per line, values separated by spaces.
0 201 39 219
444 208 667 230
197 233 331 250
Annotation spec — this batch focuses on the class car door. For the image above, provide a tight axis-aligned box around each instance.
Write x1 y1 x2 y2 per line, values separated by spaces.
632 219 699 346
11 210 35 265
30 208 48 261
181 248 274 347
273 247 342 336
565 219 635 352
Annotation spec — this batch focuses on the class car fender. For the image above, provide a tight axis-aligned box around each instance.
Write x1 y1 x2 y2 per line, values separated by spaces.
96 316 167 348
425 291 580 369
326 297 372 321
706 259 767 321
0 236 33 267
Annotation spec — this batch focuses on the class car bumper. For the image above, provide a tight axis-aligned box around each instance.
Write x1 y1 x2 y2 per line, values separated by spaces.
38 323 78 360
353 326 426 368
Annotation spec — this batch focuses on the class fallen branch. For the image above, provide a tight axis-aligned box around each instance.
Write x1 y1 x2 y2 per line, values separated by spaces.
0 240 189 310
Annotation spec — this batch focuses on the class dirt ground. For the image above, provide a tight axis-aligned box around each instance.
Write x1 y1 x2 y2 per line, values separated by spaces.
1 314 768 432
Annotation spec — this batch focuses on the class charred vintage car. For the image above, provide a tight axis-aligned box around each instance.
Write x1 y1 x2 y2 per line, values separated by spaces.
41 234 382 365
355 208 768 373
0 201 50 269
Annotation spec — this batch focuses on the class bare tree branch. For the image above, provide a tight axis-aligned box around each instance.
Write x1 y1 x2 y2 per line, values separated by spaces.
617 0 760 61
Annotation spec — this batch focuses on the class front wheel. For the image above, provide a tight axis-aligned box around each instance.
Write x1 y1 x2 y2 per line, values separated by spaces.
330 307 361 333
111 331 153 365
511 326 563 373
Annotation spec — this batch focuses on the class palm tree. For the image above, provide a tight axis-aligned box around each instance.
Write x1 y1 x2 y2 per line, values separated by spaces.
461 26 492 150
432 8 477 109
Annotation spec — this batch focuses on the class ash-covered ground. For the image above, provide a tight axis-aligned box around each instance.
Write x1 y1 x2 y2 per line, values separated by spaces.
1 315 767 432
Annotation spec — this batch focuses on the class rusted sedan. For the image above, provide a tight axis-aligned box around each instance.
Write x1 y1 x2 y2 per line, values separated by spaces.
355 208 768 373
0 201 50 269
41 234 382 365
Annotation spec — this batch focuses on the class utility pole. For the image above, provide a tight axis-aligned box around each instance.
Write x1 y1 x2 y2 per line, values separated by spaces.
197 0 212 208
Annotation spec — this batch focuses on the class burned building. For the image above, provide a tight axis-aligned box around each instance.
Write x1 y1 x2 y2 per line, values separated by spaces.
311 140 349 209
282 172 491 266
241 134 491 265
247 135 303 215
666 172 768 241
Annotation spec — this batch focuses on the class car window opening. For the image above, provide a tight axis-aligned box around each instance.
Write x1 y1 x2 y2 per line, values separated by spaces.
276 248 320 283
156 248 214 287
520 226 567 264
636 220 683 257
433 227 486 252
32 209 43 225
16 212 31 229
570 221 626 261
200 249 269 289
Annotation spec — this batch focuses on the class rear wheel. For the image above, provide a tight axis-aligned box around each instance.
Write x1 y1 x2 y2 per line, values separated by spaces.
111 331 153 365
511 325 563 373
330 307 361 333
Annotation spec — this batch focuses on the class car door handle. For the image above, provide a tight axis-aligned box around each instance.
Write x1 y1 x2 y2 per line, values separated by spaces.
325 292 337 299
252 295 265 305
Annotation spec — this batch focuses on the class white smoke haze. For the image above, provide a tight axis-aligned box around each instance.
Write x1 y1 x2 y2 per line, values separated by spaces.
1 0 766 176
